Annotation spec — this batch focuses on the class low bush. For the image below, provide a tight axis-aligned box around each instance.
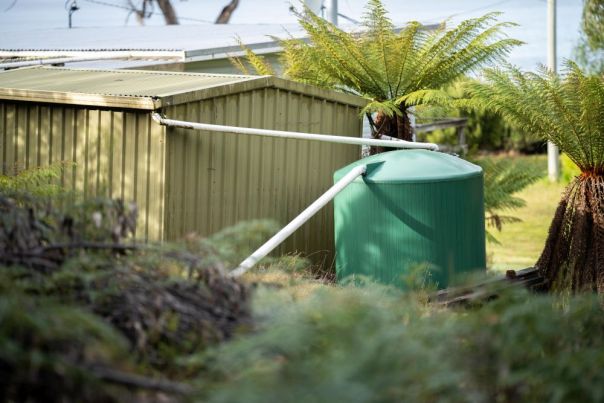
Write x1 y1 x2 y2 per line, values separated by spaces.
0 292 132 402
0 177 270 397
193 286 604 403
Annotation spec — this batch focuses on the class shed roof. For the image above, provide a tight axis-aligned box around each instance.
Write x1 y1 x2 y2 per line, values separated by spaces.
0 66 366 110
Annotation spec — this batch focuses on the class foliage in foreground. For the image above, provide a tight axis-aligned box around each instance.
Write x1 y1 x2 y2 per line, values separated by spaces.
192 285 604 403
0 185 278 399
464 62 604 293
0 292 132 402
2 180 604 402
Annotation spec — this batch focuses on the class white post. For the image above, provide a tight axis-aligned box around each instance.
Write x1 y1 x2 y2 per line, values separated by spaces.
231 164 368 277
547 0 560 182
324 0 338 25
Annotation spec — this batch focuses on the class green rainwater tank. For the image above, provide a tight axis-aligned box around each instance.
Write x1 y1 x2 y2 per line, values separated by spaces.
333 149 486 289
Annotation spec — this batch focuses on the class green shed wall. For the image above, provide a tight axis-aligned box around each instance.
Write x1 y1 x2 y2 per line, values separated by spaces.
163 87 361 263
0 87 362 267
0 101 166 241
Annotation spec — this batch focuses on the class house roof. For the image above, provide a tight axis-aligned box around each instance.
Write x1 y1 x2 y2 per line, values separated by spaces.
0 66 366 110
0 24 314 67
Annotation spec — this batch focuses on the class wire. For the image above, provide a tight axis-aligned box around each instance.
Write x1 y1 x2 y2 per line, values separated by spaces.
80 0 213 23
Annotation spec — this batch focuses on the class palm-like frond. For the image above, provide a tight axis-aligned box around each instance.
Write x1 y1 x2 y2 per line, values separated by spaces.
464 62 604 173
476 157 543 243
281 2 520 113
229 36 276 76
231 1 519 121
477 157 543 213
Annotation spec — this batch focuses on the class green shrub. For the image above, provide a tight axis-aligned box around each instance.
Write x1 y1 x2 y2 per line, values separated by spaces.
0 292 131 402
192 286 604 403
0 189 254 373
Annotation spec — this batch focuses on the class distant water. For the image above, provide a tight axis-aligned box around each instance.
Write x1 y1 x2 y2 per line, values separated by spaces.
0 0 583 71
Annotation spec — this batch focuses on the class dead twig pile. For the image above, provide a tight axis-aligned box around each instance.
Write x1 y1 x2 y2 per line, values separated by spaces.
430 267 548 307
0 192 251 398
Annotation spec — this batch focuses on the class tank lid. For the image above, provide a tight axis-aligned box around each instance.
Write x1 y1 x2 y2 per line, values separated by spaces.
334 150 482 183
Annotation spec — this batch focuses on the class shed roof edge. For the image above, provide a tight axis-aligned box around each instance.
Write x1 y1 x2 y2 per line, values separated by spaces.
0 87 158 110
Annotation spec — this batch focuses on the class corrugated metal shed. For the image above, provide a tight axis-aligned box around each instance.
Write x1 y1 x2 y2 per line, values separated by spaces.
0 66 365 267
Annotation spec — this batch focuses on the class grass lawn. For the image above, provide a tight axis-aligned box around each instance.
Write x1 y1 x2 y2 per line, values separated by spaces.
487 155 567 272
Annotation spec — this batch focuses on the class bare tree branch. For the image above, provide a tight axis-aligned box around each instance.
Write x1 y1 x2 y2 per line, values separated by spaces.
155 0 178 24
215 0 239 24
4 0 18 12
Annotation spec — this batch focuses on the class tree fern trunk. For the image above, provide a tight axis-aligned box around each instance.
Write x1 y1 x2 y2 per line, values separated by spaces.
369 107 413 155
537 174 604 293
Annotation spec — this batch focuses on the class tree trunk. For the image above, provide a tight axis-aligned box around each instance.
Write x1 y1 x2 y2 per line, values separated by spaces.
215 0 240 24
536 174 604 293
156 0 178 25
368 106 413 155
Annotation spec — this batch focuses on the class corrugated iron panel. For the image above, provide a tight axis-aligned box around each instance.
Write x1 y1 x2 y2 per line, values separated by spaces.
163 87 361 266
0 67 256 98
0 101 166 241
0 67 367 111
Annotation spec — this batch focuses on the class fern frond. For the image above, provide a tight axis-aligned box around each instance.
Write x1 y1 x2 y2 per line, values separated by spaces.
465 61 604 172
229 55 250 75
229 36 275 76
360 99 401 117
477 157 543 213
281 1 519 117
475 157 543 243
397 88 456 108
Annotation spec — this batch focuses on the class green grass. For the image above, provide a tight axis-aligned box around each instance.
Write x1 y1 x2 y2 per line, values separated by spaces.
487 155 567 272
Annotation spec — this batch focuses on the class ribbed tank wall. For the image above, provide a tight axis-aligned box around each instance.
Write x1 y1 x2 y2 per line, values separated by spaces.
0 101 166 241
333 150 486 289
164 87 361 264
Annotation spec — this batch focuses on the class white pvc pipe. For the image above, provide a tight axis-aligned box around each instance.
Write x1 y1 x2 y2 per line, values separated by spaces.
152 113 439 151
230 164 368 277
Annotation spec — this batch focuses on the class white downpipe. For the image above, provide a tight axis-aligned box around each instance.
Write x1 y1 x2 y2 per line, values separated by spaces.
151 114 439 151
231 164 368 277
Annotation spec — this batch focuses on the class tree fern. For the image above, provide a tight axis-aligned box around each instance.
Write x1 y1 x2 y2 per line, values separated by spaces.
465 62 604 293
232 0 520 145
